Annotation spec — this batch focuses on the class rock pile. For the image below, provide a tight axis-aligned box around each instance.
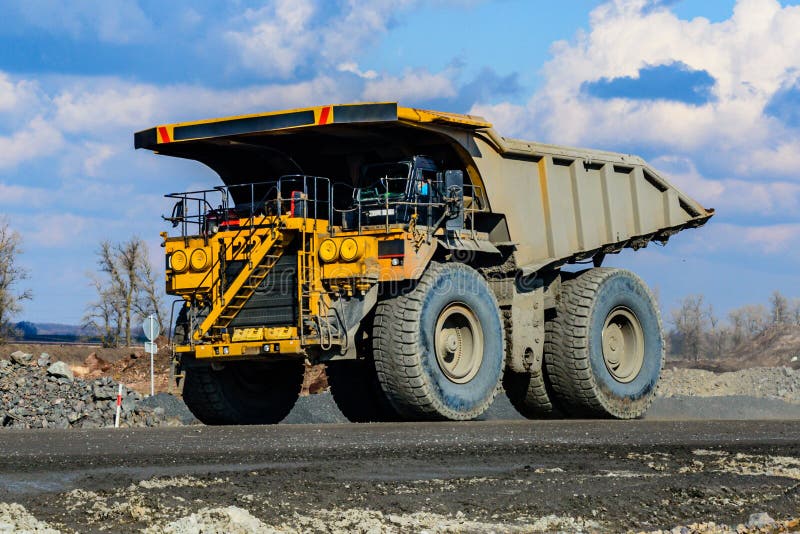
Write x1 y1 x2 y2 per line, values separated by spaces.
658 366 800 403
0 351 178 429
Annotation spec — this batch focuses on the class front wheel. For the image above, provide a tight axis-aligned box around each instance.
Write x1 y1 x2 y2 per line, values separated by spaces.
545 268 664 419
373 262 504 421
327 359 399 422
182 360 304 425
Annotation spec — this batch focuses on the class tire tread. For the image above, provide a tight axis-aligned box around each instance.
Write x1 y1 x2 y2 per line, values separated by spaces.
373 262 504 420
544 268 664 419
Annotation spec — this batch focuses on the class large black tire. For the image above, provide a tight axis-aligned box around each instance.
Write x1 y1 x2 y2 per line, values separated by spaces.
172 305 208 345
503 313 564 418
545 268 664 419
327 359 399 422
173 306 190 345
182 360 304 425
373 262 504 421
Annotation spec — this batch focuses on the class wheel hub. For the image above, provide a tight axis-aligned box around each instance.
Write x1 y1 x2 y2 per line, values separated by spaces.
435 303 484 384
602 307 644 383
445 332 460 353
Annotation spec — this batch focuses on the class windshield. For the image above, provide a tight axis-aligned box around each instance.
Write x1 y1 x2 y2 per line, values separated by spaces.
360 162 411 195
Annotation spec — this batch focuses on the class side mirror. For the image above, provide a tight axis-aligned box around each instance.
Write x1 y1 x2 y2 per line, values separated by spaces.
170 200 184 228
444 170 464 231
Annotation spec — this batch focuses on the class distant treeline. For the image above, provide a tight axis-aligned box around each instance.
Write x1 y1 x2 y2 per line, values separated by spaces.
14 334 104 344
9 291 798 357
668 290 798 361
9 321 139 344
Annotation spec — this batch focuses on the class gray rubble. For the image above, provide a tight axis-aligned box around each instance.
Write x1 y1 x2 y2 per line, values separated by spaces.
9 351 32 366
658 366 800 403
0 354 181 429
46 361 73 381
2 350 799 430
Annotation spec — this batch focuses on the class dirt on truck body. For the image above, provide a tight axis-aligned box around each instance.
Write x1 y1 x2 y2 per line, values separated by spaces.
135 102 713 424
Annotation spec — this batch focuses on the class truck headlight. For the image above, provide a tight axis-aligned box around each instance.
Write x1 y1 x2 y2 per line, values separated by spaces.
170 250 188 273
190 248 209 271
319 239 338 262
339 238 361 262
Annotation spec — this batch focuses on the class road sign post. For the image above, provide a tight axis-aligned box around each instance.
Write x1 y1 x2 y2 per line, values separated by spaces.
142 315 160 397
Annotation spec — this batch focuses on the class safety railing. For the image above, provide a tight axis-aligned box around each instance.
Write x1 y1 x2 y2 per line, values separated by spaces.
164 176 333 343
165 175 486 240
164 175 334 240
331 181 488 236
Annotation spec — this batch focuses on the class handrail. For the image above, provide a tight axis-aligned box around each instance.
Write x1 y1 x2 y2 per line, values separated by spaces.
164 176 334 238
165 175 486 241
185 184 283 310
164 175 335 343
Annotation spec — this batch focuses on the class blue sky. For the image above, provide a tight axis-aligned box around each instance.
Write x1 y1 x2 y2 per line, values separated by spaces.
1 0 799 324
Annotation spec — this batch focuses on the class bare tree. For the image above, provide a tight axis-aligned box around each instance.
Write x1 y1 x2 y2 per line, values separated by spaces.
706 304 731 359
728 304 769 344
83 276 122 347
769 290 790 326
670 295 710 361
0 218 31 342
792 299 800 326
83 237 166 347
134 256 165 336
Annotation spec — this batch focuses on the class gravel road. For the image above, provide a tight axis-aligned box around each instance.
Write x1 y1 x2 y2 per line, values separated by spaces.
0 420 798 533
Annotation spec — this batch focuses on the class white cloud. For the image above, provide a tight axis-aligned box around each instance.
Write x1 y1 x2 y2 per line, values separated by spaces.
0 117 63 170
652 155 800 215
57 141 118 179
82 143 116 177
363 69 457 102
24 213 92 248
473 0 800 182
225 0 418 79
745 141 800 176
225 0 321 79
320 0 417 64
51 75 349 136
53 83 161 134
0 73 42 118
338 62 378 80
0 183 50 207
685 222 800 257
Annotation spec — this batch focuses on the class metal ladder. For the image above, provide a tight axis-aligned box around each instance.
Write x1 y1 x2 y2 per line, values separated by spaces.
194 230 288 339
297 231 314 344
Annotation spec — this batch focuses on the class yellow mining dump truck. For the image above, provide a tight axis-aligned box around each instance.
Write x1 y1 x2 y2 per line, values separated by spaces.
135 102 712 423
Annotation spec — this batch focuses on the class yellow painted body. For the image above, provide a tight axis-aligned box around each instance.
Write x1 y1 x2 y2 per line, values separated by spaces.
164 210 437 359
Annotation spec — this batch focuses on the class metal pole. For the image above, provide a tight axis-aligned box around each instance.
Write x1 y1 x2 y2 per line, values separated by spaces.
150 345 155 397
114 383 122 428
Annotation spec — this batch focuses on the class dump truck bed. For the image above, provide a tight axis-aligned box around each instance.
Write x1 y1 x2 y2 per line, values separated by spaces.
467 131 713 272
136 102 713 273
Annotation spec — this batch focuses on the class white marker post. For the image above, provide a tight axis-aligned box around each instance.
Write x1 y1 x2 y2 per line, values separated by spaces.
142 314 160 397
114 383 123 428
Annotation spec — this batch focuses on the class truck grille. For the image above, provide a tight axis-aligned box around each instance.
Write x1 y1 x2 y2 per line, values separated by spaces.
228 253 298 328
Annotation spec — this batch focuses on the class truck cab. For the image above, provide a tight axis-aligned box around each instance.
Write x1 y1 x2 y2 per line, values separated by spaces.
349 156 444 228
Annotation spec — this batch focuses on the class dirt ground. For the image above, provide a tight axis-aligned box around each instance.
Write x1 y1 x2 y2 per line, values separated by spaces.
0 421 798 533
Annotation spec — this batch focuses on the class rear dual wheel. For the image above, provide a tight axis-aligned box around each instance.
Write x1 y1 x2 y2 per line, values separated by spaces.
503 312 563 418
544 268 664 419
